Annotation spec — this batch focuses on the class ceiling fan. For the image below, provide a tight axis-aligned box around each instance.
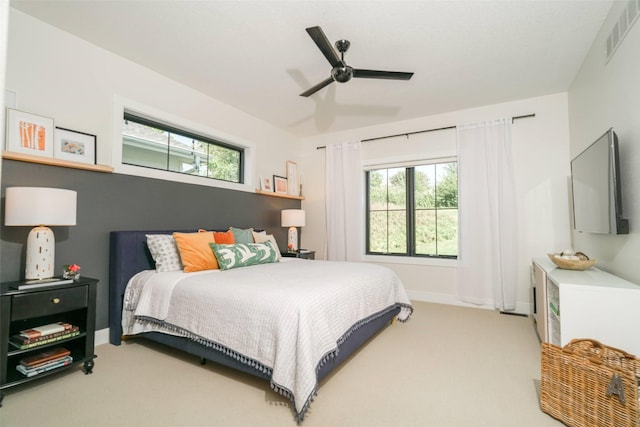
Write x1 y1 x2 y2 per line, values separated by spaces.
300 26 414 97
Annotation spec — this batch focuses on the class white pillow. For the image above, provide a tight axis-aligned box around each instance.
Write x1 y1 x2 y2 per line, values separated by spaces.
252 233 281 260
146 234 183 272
251 230 267 241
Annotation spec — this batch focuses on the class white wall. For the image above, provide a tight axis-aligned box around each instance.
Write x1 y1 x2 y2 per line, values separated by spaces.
301 93 573 313
568 1 640 285
5 9 299 190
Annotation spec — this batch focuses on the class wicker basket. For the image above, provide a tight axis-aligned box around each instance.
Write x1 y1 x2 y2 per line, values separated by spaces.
548 253 597 270
541 339 640 427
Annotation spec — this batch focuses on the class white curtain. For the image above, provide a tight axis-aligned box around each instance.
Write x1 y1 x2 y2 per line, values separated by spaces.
457 118 518 311
325 141 362 261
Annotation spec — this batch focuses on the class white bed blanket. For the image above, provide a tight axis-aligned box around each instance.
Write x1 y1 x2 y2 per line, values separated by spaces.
122 259 412 420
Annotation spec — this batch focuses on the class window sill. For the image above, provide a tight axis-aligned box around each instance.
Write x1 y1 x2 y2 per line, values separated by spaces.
3 152 114 173
255 189 304 200
362 254 457 268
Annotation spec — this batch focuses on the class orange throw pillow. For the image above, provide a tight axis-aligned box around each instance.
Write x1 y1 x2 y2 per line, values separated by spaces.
213 230 235 244
173 232 219 272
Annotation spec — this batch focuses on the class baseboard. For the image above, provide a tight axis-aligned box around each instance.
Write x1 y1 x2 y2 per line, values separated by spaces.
407 290 531 316
95 328 110 346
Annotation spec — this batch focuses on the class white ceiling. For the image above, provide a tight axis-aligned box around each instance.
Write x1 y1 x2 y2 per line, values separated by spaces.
10 1 613 138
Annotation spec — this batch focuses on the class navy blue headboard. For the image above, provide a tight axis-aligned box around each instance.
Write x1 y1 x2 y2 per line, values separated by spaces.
108 230 194 345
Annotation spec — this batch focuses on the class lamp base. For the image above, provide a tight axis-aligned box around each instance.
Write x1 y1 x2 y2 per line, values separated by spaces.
287 226 298 252
25 225 55 280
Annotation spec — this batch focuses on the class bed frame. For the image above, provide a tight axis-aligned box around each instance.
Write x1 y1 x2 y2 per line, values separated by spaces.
108 229 400 383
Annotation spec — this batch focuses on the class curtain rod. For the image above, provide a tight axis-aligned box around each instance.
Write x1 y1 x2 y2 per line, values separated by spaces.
315 113 535 149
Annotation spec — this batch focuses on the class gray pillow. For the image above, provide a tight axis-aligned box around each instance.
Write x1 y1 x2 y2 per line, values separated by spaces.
146 234 183 272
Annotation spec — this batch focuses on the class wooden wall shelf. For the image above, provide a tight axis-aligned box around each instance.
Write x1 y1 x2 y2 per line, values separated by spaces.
2 152 114 173
255 189 304 200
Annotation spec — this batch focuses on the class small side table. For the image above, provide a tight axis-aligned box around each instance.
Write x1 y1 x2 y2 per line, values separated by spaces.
0 277 98 406
281 250 315 260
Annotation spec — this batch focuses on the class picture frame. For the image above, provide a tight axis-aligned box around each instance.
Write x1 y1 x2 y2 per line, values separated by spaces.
286 160 299 196
53 127 96 164
273 175 288 194
5 108 55 158
260 176 273 192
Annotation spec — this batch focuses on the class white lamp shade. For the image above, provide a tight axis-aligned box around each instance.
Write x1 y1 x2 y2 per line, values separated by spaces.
5 187 77 226
281 209 305 227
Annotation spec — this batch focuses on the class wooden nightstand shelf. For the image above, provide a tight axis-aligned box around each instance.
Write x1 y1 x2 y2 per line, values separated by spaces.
281 250 315 260
0 277 98 406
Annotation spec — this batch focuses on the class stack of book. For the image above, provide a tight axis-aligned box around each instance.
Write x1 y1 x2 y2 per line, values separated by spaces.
10 322 80 350
16 347 73 377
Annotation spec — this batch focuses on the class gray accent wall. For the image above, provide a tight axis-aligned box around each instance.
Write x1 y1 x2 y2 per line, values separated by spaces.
1 160 300 329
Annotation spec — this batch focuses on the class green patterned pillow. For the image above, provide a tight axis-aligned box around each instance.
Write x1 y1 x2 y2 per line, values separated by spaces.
209 241 278 270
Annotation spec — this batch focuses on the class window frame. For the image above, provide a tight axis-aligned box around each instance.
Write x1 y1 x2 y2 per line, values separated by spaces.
122 111 244 184
112 97 255 193
365 158 458 260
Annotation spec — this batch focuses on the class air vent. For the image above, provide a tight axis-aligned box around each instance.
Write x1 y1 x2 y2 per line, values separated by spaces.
606 0 640 62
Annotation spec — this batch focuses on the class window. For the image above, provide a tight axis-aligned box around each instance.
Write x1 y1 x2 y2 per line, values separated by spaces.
122 112 243 184
366 160 458 258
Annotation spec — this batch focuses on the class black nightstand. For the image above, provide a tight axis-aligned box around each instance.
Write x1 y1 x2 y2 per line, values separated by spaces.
281 250 315 260
0 277 98 406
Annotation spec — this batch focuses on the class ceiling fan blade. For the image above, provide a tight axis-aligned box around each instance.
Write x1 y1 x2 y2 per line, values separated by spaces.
300 76 335 97
353 69 414 80
306 26 342 68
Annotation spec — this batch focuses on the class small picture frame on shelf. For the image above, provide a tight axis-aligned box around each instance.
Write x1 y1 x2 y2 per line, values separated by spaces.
5 109 55 158
260 176 272 192
53 127 96 164
274 175 288 194
286 160 299 196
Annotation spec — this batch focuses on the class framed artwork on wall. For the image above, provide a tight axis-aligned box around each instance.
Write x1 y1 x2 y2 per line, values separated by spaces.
53 127 97 164
5 108 55 158
260 176 273 192
274 175 288 194
286 160 299 196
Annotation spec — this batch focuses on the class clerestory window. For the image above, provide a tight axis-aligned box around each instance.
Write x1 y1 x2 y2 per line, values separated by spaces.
122 112 243 184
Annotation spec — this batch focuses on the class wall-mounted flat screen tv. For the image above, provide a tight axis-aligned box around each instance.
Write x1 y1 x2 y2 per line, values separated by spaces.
571 128 628 234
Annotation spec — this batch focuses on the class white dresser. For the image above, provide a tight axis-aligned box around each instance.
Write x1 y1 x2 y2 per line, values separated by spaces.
532 257 640 356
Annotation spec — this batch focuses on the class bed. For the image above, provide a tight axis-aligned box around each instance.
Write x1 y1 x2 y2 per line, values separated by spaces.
108 229 413 422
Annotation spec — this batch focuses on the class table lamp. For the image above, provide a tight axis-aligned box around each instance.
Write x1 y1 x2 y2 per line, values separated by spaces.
281 209 305 252
5 187 77 280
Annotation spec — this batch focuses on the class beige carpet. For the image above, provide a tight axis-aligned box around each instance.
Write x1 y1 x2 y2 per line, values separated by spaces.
0 301 563 427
